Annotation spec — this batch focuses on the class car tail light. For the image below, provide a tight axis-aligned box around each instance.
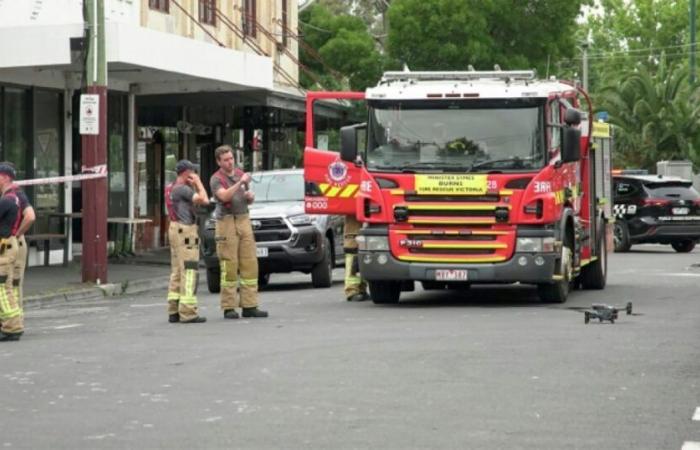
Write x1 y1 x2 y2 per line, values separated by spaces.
643 198 670 207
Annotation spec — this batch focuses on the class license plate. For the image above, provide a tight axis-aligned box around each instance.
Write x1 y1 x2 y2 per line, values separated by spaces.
672 207 689 215
256 247 268 258
435 269 468 281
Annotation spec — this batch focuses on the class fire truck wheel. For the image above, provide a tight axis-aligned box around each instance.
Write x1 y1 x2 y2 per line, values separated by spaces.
369 281 401 304
311 237 333 288
581 223 607 290
671 240 696 253
538 238 573 303
613 221 631 252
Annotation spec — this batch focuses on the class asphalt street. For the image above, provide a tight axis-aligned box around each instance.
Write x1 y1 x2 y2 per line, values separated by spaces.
2 245 700 450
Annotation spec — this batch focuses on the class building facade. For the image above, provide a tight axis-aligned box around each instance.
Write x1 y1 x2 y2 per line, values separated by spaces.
0 0 344 264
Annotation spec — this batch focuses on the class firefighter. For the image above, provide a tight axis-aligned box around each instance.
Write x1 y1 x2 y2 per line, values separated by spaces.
0 163 22 341
0 163 35 308
210 145 268 319
165 160 209 324
344 214 368 301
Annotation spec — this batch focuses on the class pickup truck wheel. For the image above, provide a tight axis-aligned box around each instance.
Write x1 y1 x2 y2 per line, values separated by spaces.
671 240 696 253
311 237 333 288
258 272 270 289
369 281 401 304
538 238 573 303
207 267 221 294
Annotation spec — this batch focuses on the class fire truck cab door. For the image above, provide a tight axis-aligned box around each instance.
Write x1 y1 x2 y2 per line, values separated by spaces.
304 92 365 215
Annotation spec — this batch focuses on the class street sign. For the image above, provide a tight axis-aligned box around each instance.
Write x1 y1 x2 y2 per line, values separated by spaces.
80 94 99 135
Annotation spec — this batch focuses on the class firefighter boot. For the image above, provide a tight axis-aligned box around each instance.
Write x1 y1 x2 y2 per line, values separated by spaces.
0 331 22 341
181 316 207 324
223 309 240 319
242 307 268 318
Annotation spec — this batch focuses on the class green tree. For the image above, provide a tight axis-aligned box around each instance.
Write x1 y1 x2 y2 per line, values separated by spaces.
576 0 692 92
597 59 700 170
386 0 589 73
300 4 385 91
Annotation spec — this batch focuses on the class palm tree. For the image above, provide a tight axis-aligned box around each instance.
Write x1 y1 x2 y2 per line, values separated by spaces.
596 58 700 170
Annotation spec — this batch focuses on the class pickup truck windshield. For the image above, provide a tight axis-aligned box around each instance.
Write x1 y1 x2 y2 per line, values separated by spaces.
254 172 304 202
366 101 545 172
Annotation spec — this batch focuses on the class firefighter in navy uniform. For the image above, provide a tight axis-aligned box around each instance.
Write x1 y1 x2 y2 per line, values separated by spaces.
210 145 268 319
344 214 368 301
165 160 209 323
0 163 22 341
0 163 35 308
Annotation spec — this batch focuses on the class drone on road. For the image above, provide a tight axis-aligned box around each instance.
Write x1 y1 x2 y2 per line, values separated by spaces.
582 302 633 324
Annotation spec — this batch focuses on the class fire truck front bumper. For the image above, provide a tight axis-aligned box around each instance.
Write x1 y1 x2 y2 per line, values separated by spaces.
357 250 558 284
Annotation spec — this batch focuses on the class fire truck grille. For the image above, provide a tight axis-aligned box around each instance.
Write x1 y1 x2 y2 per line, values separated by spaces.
408 248 494 255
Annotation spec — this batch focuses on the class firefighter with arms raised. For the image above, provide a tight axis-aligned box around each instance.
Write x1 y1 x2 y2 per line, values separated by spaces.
166 160 209 324
210 145 268 319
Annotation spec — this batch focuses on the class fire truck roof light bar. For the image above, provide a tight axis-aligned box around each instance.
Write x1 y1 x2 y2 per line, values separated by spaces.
380 70 537 83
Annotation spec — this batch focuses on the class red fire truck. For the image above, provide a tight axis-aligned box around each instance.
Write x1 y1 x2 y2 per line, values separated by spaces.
304 70 613 304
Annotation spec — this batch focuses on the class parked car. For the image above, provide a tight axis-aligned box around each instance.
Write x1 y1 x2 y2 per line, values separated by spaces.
201 169 345 292
613 173 700 252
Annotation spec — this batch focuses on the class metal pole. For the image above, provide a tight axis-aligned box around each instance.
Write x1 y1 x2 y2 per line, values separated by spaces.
691 0 697 84
582 42 589 92
82 0 108 283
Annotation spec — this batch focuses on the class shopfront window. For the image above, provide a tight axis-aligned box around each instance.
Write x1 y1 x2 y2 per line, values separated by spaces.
108 93 129 217
2 87 29 180
33 89 63 232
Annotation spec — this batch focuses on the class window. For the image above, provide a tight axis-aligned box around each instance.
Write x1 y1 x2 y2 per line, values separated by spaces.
547 100 561 157
1 87 29 180
33 89 64 233
108 93 129 217
242 0 257 37
614 180 639 199
149 0 169 13
199 0 216 26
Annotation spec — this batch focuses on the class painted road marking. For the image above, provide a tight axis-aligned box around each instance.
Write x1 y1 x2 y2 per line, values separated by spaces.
130 303 163 308
53 324 83 330
693 407 700 421
682 442 700 450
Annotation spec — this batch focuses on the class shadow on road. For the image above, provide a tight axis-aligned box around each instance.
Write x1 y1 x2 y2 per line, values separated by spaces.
394 285 545 308
261 279 344 292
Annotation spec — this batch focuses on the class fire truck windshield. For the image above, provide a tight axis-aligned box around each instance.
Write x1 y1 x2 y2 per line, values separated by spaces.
366 101 545 173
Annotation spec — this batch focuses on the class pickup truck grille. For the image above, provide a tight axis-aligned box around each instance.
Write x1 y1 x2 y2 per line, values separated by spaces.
253 217 292 242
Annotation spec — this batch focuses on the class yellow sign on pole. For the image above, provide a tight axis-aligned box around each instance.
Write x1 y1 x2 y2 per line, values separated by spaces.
592 122 611 138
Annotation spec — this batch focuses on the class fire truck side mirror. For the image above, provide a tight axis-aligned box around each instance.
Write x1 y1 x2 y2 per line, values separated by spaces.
561 126 581 163
340 125 359 162
564 108 582 126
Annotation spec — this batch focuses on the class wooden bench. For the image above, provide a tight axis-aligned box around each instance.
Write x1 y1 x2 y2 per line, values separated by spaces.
25 233 69 266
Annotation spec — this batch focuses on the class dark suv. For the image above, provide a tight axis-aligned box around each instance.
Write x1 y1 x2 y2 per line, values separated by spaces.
613 174 700 252
201 169 345 292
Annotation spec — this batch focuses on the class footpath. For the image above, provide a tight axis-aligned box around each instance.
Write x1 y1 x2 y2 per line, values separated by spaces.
23 249 175 307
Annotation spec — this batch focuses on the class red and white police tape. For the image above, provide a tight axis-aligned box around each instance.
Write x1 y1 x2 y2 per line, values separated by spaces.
14 164 108 187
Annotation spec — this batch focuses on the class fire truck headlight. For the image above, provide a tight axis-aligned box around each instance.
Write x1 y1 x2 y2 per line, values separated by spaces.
357 235 389 251
516 237 555 253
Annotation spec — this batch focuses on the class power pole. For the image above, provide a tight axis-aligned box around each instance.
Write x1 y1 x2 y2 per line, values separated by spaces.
691 0 697 85
81 0 108 283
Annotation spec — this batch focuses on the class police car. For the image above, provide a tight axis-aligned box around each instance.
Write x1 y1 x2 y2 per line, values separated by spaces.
613 171 700 252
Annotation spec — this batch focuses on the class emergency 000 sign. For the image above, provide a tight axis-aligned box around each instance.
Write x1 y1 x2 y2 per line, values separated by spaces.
415 174 488 195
